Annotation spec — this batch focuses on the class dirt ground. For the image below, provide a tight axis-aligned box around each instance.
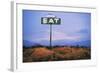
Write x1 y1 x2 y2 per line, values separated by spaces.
23 46 91 62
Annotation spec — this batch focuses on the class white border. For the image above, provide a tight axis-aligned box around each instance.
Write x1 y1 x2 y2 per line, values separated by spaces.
11 2 97 71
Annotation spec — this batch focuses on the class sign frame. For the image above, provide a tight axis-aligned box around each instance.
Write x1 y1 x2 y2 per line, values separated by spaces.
41 17 61 24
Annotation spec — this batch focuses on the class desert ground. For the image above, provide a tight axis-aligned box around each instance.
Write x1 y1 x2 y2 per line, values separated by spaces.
23 46 90 62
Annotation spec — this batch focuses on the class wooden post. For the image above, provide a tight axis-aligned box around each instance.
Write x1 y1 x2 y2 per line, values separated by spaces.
50 24 52 49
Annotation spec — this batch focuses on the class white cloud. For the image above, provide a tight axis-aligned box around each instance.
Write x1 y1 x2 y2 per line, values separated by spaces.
52 31 81 41
32 30 84 42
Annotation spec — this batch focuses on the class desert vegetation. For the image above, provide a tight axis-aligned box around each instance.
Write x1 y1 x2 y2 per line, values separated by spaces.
23 45 91 62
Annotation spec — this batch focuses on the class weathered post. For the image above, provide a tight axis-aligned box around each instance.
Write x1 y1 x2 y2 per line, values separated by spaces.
41 14 61 49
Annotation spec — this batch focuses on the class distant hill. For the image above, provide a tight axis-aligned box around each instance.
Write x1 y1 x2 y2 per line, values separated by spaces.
23 40 91 48
37 40 91 48
23 40 43 47
52 40 91 48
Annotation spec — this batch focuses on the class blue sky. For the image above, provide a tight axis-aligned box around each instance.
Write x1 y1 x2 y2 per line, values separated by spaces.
23 10 91 47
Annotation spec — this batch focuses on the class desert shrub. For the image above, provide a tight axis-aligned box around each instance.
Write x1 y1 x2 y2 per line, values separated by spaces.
23 46 91 62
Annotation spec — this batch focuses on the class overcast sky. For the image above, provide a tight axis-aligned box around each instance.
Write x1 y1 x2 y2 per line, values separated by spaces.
23 10 91 46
